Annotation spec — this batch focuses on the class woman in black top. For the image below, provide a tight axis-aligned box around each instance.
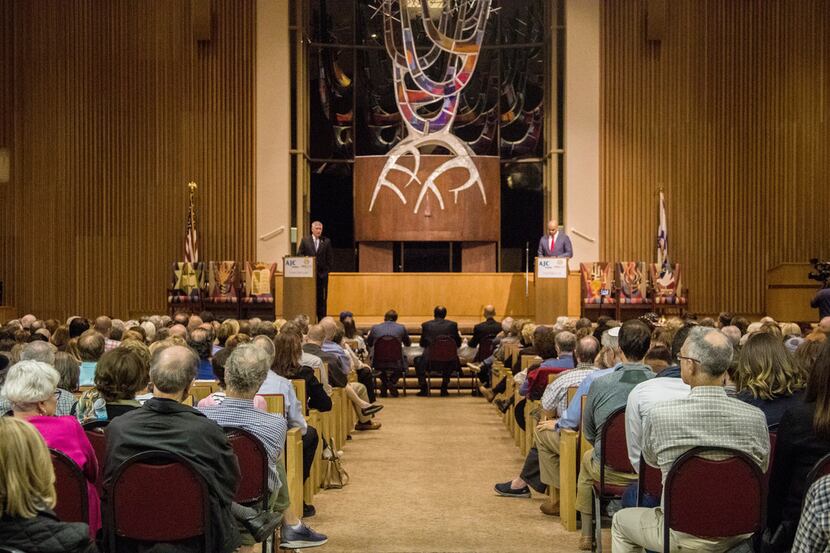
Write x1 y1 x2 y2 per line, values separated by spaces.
273 332 332 413
766 341 830 552
735 332 806 426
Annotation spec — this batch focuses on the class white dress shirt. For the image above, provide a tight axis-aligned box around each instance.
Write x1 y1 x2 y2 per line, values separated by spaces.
625 372 690 472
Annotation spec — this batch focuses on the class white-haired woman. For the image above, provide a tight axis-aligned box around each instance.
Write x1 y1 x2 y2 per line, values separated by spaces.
1 360 101 536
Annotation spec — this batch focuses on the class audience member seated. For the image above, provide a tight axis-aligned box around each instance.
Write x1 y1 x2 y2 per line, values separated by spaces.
200 344 327 551
333 321 378 404
340 311 367 356
1 361 101 536
105 344 281 553
611 327 770 552
0 417 98 553
735 331 806 426
570 319 654 549
520 330 577 400
304 324 347 388
270 333 333 414
77 330 104 387
622 326 694 508
466 305 501 388
69 317 90 339
255 338 321 518
279 322 326 385
75 348 148 423
415 306 462 397
765 340 830 551
792 474 830 553
198 347 265 410
15 341 77 416
366 309 411 397
494 336 601 502
188 327 214 380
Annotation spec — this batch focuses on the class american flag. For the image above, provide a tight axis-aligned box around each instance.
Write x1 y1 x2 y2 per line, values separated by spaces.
656 189 670 277
185 182 199 263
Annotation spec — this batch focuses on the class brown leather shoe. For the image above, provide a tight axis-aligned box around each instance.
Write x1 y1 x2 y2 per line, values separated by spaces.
539 500 559 516
578 536 592 550
479 385 495 402
355 421 382 431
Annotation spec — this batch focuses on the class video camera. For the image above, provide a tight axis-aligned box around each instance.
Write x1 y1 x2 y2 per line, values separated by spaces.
808 258 830 287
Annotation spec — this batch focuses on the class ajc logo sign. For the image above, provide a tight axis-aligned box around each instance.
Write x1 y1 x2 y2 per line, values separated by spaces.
284 257 314 278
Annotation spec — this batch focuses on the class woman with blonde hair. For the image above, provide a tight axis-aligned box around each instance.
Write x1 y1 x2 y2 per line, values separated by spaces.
736 332 806 426
1 361 100 538
0 417 97 552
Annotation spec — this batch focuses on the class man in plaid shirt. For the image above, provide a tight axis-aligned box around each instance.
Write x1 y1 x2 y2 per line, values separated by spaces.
793 475 830 553
612 327 769 552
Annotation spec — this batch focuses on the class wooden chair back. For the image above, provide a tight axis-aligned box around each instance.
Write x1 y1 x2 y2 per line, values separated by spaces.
260 393 285 415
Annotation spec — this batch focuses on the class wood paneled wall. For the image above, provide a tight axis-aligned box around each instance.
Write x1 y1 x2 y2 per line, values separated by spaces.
0 0 256 320
600 1 830 315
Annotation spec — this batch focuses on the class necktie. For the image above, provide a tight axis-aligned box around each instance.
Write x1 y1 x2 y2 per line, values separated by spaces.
314 238 319 252
549 236 553 252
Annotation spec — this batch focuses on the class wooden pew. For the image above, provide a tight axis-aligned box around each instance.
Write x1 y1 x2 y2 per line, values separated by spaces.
559 393 587 532
521 355 543 371
284 427 304 519
190 381 216 404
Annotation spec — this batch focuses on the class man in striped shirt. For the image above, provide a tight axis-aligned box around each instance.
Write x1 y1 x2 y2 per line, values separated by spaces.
200 344 327 550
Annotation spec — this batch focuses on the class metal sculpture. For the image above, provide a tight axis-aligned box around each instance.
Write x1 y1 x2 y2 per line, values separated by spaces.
368 0 494 214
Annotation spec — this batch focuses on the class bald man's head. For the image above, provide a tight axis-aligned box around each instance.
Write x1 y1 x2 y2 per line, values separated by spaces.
483 305 496 319
820 317 830 334
169 324 188 339
94 316 112 337
307 324 326 344
319 318 336 341
149 345 198 395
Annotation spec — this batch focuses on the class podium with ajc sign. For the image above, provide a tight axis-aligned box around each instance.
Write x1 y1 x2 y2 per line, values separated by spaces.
282 256 317 322
535 257 569 324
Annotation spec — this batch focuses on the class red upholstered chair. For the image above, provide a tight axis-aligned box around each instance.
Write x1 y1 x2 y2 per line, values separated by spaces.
637 454 663 507
205 260 241 319
580 262 616 320
225 428 269 505
662 447 765 553
50 449 89 524
105 451 211 553
83 421 108 495
426 335 462 394
591 407 636 552
615 261 650 320
649 263 688 315
167 261 205 315
372 335 406 396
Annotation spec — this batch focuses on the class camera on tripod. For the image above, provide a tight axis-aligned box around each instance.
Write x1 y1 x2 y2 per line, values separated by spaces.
808 258 830 287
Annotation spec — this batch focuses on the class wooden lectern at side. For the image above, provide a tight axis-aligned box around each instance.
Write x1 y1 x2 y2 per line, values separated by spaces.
283 256 317 322
535 257 569 324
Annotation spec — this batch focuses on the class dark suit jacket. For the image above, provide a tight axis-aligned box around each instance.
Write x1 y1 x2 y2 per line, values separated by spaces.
470 317 501 348
537 231 573 258
297 235 334 277
367 321 411 370
103 398 241 553
420 318 462 353
302 342 347 388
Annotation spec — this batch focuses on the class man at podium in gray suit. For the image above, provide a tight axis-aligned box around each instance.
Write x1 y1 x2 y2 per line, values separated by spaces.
537 219 573 258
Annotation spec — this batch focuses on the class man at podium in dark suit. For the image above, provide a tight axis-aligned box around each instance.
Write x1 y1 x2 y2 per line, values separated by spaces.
297 221 333 321
537 219 573 258
415 306 462 397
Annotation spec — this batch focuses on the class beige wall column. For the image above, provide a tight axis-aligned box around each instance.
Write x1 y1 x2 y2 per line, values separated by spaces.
564 0 600 266
256 0 292 263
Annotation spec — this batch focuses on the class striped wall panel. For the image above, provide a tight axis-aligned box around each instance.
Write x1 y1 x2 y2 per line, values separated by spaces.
600 0 830 315
0 0 256 320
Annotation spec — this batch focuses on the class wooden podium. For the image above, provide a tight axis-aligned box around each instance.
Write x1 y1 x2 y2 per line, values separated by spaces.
535 257 569 324
766 263 822 322
282 257 317 322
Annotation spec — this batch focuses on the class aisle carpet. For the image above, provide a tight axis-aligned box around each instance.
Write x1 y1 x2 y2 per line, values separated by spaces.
309 394 587 553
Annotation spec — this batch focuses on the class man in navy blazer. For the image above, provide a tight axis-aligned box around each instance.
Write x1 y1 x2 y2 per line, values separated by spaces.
366 309 411 397
415 306 462 396
537 219 573 258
